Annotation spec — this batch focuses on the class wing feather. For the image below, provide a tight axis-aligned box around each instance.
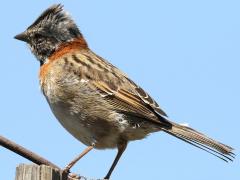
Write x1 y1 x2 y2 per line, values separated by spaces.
73 51 168 125
93 81 167 125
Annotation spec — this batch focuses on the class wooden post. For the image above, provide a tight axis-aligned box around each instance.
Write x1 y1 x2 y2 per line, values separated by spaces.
15 164 101 180
15 164 80 180
15 164 95 180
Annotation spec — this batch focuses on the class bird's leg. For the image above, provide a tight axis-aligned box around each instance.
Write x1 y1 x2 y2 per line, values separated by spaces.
63 145 94 173
104 141 127 179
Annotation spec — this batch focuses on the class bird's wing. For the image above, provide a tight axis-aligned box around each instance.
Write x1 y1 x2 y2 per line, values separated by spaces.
92 80 170 126
91 52 167 114
125 77 168 118
73 50 169 126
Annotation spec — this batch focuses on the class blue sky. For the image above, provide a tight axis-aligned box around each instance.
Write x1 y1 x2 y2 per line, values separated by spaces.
0 0 239 179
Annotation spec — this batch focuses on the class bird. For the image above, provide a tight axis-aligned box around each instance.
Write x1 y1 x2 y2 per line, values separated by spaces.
14 4 234 179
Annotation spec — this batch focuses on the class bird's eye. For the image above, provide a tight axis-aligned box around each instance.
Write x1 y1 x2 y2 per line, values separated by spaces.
33 33 44 44
34 33 43 39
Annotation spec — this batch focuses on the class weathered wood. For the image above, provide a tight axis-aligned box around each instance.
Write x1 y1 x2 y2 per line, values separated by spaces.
15 164 103 180
15 164 63 180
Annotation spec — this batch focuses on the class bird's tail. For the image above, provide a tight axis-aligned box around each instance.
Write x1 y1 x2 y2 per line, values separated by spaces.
161 122 235 162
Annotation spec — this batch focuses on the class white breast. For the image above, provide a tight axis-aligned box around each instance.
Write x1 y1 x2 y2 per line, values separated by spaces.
49 100 97 146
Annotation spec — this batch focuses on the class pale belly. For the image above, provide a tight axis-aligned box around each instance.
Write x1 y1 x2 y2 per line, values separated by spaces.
51 102 95 146
48 100 122 149
43 78 159 149
47 98 160 149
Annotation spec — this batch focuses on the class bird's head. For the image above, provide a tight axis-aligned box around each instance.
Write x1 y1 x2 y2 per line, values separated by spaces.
14 4 82 65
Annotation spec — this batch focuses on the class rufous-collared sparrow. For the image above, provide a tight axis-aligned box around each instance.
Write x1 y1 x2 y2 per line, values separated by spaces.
15 4 234 179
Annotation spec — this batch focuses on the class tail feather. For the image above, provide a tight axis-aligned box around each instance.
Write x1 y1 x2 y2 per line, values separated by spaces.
162 122 235 162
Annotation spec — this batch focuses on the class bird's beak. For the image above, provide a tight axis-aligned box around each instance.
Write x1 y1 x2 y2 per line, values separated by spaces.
14 31 29 42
